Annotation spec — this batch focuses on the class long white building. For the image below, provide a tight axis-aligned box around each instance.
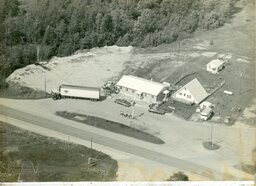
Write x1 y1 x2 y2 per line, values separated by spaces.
116 75 169 103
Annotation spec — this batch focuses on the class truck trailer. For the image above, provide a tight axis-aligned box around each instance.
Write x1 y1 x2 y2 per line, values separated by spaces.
51 84 100 101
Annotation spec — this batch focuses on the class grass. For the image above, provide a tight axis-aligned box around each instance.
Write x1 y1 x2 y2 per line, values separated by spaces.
0 82 50 99
159 100 197 120
56 111 165 144
0 121 117 182
234 163 256 175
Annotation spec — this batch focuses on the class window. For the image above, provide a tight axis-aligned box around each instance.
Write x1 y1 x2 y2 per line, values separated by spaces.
187 95 191 99
179 92 182 95
132 90 135 93
126 88 128 91
151 95 155 99
184 93 186 96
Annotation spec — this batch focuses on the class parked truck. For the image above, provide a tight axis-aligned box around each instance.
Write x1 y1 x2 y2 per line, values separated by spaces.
51 84 100 101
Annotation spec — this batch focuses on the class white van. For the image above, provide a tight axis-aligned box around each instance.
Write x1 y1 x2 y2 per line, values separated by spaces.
200 107 213 121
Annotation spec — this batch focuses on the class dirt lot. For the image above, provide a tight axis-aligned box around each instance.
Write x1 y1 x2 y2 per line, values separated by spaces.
0 121 117 182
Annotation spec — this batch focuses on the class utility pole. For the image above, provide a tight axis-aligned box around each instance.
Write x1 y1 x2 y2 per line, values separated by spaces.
90 137 93 158
44 76 47 92
239 61 242 95
90 137 93 150
131 104 134 118
210 122 213 149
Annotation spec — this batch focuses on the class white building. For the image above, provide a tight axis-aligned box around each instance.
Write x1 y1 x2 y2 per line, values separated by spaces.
116 75 169 103
207 59 225 74
172 78 208 105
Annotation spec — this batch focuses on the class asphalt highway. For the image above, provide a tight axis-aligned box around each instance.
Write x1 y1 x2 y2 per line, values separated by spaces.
0 104 230 179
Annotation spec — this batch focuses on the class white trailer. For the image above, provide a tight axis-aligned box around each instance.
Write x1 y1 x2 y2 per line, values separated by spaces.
53 84 100 100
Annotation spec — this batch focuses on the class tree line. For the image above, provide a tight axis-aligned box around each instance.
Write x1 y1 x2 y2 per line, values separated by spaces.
0 0 238 88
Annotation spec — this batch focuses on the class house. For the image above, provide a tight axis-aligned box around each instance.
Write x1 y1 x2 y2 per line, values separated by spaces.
172 78 208 105
207 59 225 74
116 75 169 103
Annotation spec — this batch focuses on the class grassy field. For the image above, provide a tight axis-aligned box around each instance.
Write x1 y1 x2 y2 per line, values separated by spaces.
56 111 164 144
0 82 49 99
0 122 117 182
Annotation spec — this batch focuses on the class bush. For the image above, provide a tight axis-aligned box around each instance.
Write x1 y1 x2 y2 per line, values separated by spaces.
167 171 189 181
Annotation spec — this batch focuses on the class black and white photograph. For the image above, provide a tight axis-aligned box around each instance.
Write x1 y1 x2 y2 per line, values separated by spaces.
0 0 255 185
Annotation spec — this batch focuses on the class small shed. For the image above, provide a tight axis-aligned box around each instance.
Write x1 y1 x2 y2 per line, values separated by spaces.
207 59 225 74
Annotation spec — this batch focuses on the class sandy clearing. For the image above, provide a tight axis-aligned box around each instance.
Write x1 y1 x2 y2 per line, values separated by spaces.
7 46 133 92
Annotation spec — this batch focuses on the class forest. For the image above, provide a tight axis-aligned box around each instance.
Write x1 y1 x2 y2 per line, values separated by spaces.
0 0 238 87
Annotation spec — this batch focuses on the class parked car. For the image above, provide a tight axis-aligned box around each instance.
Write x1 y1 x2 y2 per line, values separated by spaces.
114 99 132 107
148 108 166 115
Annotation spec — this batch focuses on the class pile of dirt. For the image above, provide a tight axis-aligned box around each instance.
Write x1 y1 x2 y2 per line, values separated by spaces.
6 46 133 92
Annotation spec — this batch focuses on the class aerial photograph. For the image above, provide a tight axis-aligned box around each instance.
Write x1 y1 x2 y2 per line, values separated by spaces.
0 0 255 185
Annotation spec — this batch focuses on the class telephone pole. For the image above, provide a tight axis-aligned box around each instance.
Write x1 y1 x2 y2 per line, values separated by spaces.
210 122 213 149
90 137 93 150
44 76 47 92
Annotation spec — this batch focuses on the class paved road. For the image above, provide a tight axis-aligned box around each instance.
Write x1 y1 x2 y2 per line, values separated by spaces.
0 104 229 179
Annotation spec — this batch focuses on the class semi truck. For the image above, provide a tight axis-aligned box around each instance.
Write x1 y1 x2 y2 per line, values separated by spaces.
51 84 101 101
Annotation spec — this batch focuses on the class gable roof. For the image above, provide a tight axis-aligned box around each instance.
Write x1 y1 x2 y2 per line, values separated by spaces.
116 75 167 96
207 59 225 67
178 78 208 104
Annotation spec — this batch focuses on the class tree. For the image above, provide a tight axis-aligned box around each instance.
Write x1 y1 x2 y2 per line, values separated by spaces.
167 171 189 181
133 9 156 35
0 0 239 88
